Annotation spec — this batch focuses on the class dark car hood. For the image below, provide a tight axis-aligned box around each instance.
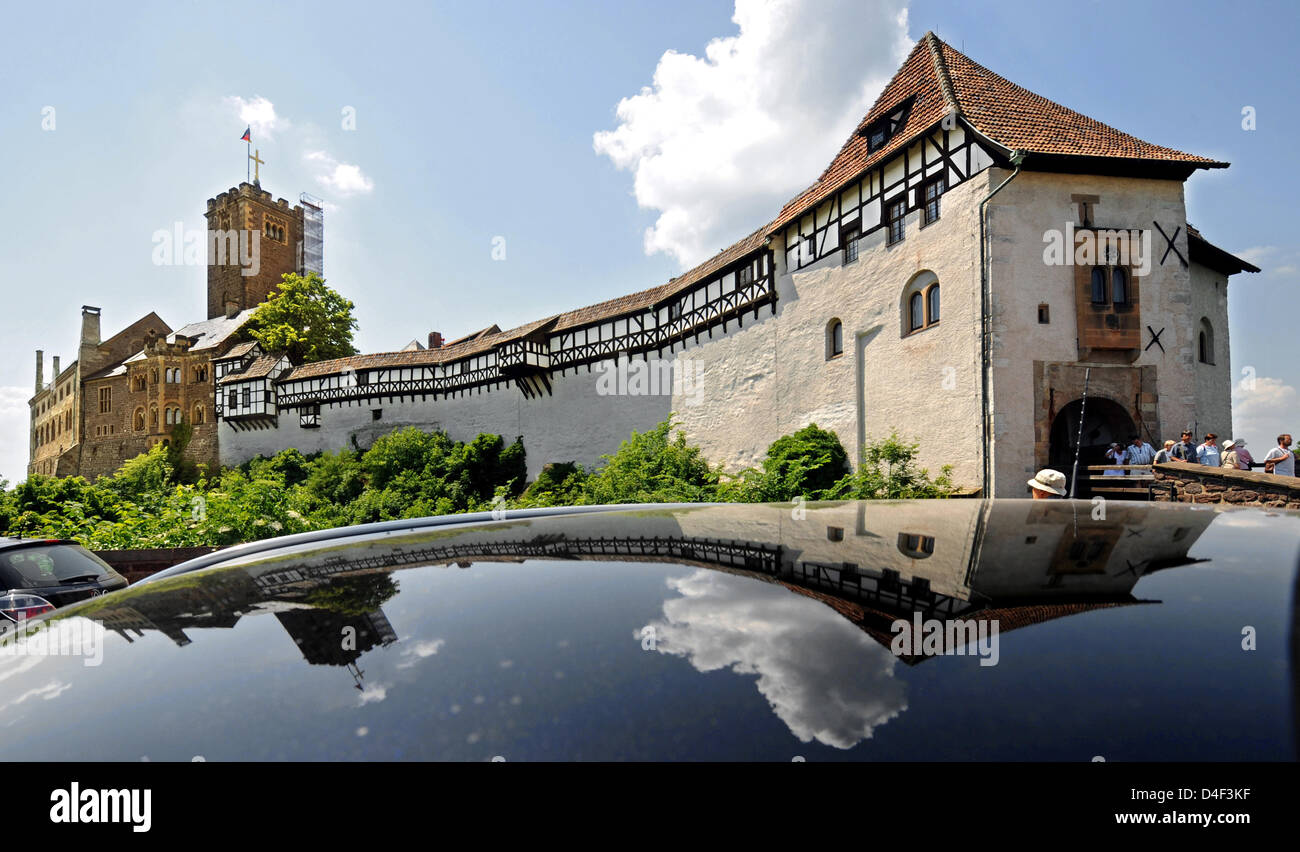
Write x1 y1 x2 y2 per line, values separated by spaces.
1 500 1296 761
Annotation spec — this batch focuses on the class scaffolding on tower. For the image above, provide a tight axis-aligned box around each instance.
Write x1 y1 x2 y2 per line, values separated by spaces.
298 192 324 276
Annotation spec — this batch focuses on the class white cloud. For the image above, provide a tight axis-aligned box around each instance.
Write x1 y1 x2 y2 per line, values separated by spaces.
642 569 907 749
594 0 912 267
1238 245 1298 277
396 638 445 669
0 385 30 484
1232 375 1298 450
305 151 375 197
357 683 388 705
224 95 284 141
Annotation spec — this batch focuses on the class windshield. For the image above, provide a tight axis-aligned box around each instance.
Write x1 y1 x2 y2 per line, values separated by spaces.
0 544 114 589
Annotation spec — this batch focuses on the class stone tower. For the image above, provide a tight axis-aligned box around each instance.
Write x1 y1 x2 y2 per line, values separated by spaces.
205 183 306 319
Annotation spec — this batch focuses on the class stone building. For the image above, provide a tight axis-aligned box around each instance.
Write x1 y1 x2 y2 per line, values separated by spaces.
215 33 1257 496
77 311 255 480
28 174 317 481
29 307 171 478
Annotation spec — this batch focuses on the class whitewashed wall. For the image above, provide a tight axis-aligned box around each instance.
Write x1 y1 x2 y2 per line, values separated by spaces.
1188 260 1233 441
985 171 1199 495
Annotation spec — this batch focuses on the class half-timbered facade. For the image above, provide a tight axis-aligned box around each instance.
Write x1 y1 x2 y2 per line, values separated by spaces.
215 33 1257 495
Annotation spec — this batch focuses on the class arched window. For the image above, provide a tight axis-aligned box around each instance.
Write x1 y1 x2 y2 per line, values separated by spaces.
1090 267 1107 303
134 408 145 431
909 292 924 332
901 271 940 336
826 319 844 359
193 404 205 425
1198 318 1215 365
149 407 158 426
897 532 935 559
1111 267 1128 305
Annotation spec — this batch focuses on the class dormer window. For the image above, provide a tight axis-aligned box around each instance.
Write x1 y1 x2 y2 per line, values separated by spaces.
867 124 888 153
861 97 913 155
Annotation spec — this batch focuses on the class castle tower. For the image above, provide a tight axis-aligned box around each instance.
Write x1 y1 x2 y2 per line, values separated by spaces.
204 182 307 319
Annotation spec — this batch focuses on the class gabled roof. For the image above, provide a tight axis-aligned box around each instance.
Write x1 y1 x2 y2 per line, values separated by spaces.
218 341 260 361
219 353 285 384
773 32 1225 230
168 309 256 352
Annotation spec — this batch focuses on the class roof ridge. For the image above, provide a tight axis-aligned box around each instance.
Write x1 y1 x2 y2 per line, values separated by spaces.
924 32 960 118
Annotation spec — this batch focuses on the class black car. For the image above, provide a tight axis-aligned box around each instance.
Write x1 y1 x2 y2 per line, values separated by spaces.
0 500 1295 760
0 538 128 619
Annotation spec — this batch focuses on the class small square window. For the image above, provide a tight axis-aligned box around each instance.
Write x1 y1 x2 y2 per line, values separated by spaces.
922 177 944 226
886 199 906 245
372 409 383 421
827 526 844 542
842 226 861 264
1038 304 1050 324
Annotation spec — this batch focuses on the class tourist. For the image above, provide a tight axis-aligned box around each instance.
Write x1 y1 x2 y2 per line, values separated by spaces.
1196 433 1221 466
1170 430 1198 462
1264 434 1296 476
1220 439 1241 470
1127 434 1156 467
1104 442 1127 475
1027 469 1067 499
1154 440 1176 464
1234 439 1255 470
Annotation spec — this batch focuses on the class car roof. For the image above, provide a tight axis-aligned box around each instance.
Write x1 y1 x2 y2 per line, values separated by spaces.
2 500 1297 761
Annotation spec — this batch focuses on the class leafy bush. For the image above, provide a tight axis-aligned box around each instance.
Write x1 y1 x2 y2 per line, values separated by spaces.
718 422 849 502
830 432 958 499
580 418 719 505
0 417 955 551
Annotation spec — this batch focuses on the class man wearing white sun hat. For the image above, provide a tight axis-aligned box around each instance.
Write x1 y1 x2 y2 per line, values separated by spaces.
1027 469 1067 499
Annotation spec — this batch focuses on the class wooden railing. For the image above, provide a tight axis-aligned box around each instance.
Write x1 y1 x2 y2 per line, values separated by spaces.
1085 464 1153 498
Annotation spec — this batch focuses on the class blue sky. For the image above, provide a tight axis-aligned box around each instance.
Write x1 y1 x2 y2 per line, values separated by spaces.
1 0 1296 482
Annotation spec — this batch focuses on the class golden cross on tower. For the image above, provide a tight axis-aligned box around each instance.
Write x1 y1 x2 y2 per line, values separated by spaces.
249 149 265 184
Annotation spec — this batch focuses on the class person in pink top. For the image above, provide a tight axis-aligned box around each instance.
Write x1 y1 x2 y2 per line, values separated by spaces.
1233 439 1254 470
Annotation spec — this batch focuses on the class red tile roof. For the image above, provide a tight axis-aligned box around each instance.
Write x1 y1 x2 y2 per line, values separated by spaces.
270 34 1230 382
772 32 1225 230
219 353 284 384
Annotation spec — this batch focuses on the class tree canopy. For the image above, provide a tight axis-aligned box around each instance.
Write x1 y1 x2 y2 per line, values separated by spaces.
244 272 359 364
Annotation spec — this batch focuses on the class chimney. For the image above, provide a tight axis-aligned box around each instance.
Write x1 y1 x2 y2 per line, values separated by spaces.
428 331 444 350
80 306 102 347
225 300 240 320
52 355 60 380
35 350 43 394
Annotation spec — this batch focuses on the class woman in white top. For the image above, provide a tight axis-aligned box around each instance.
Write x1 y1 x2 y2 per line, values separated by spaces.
1104 442 1127 476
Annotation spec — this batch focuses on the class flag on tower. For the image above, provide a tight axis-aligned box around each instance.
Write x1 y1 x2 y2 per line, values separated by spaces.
240 126 251 142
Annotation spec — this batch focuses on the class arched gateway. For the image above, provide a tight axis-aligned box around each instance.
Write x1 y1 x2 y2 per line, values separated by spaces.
1048 397 1138 497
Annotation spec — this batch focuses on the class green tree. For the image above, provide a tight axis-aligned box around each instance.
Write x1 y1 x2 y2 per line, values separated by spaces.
830 432 958 499
581 418 719 505
244 272 359 364
719 423 849 502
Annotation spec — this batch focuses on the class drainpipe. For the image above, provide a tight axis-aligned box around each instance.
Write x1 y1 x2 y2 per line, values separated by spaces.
978 152 1026 497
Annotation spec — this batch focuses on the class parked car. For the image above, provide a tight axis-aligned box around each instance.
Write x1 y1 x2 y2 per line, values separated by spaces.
0 538 128 620
0 500 1295 760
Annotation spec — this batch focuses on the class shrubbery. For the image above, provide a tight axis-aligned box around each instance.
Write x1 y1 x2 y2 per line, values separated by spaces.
0 418 956 550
